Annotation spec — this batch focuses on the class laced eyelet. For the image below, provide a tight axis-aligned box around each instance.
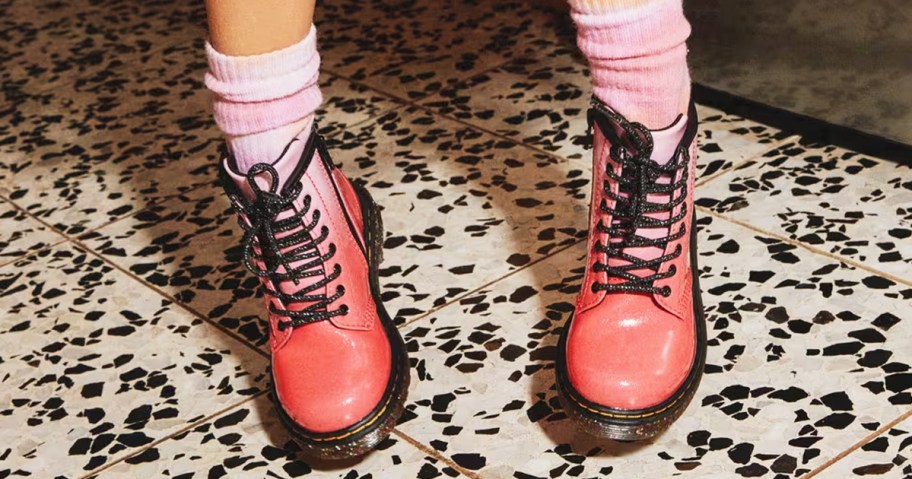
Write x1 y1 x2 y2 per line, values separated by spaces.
337 285 346 295
340 304 350 315
590 283 598 293
229 161 348 330
570 104 690 296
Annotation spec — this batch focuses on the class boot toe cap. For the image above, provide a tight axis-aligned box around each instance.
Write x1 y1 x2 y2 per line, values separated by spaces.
272 322 392 433
566 304 695 410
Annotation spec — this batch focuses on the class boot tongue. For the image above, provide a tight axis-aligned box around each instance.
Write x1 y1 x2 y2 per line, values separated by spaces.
606 112 688 284
647 114 687 166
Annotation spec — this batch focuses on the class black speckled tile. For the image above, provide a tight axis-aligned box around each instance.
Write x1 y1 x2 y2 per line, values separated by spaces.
699 138 912 280
89 395 468 479
317 0 566 101
423 54 794 171
0 243 268 477
0 195 64 264
0 69 398 235
397 215 912 478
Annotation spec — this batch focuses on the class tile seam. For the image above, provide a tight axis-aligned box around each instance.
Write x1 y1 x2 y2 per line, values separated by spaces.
393 429 483 479
79 392 267 479
397 238 586 330
697 206 912 288
800 407 912 479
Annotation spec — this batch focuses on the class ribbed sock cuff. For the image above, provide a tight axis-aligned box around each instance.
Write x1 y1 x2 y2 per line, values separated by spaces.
205 27 323 136
570 0 691 128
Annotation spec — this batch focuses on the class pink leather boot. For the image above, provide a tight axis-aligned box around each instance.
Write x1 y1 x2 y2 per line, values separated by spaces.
556 97 705 440
220 128 409 458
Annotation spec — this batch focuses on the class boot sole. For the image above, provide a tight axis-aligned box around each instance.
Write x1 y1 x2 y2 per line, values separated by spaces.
270 183 410 460
555 213 706 441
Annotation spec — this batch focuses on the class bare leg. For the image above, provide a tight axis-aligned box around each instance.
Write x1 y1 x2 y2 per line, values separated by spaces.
205 0 316 56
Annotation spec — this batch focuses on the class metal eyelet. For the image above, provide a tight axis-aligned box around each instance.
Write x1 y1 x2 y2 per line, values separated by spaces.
661 286 672 297
340 304 350 315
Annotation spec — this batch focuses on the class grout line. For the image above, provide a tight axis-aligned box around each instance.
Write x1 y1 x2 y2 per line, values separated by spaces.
70 234 272 359
800 407 912 479
697 206 912 288
392 429 483 479
397 238 585 330
322 68 416 107
80 183 215 235
0 238 68 268
694 134 802 188
0 233 70 269
323 52 519 111
80 392 267 478
0 194 72 267
0 193 272 359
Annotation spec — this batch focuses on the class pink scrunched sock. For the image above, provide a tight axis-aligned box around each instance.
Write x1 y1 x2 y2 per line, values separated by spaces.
569 0 691 129
205 27 323 173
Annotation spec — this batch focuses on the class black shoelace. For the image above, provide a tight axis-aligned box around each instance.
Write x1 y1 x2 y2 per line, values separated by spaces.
590 107 689 297
228 163 348 330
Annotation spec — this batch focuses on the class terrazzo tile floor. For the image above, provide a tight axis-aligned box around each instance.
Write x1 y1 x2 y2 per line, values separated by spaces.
1 0 910 478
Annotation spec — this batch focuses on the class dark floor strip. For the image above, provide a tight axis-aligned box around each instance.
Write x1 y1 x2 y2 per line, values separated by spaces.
693 83 912 166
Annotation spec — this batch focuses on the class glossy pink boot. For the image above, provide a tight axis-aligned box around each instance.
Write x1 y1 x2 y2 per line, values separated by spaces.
556 98 705 440
220 128 409 458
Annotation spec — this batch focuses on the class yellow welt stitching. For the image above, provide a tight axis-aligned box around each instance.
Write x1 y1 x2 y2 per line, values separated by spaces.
310 368 400 442
565 383 684 419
